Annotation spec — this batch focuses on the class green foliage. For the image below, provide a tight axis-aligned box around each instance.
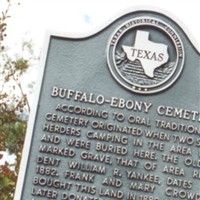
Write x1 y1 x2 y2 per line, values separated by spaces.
1 122 26 154
0 161 17 200
15 58 29 72
0 0 37 199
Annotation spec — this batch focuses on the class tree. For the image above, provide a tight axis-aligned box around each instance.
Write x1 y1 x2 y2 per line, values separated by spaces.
0 1 38 199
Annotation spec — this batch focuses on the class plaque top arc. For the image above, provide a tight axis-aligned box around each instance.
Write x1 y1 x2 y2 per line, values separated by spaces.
45 6 199 53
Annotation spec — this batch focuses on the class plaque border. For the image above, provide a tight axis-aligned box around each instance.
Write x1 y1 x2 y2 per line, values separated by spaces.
13 7 199 200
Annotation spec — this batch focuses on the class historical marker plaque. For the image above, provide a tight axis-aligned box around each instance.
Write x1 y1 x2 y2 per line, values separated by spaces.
14 8 200 200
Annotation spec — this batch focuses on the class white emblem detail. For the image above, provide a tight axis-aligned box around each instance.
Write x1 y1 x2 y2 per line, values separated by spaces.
122 30 169 78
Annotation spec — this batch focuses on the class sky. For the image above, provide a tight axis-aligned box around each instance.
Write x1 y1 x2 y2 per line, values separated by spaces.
5 0 200 52
1 0 200 164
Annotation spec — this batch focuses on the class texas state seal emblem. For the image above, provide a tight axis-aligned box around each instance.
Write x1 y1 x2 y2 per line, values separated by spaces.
107 16 184 94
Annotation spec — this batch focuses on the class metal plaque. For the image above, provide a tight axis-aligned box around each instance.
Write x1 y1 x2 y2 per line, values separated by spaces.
14 8 200 200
